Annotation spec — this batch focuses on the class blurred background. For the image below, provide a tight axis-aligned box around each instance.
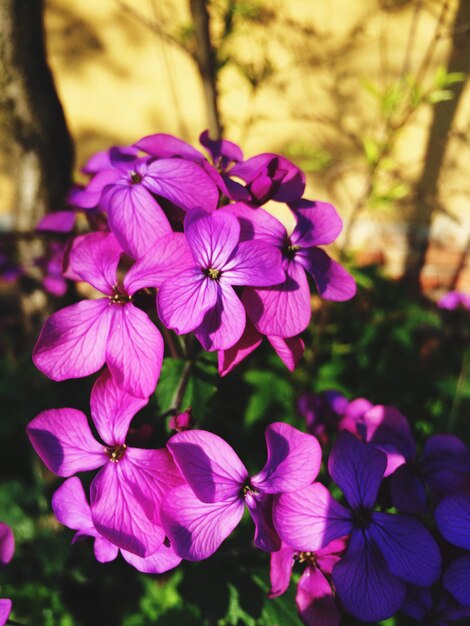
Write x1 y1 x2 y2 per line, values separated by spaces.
0 1 469 624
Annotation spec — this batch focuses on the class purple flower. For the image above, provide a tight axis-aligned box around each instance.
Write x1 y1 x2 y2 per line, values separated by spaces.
391 434 470 513
27 370 183 557
33 230 187 398
72 145 219 258
269 538 346 626
161 423 322 560
52 477 181 574
274 432 441 622
437 291 470 311
157 209 284 351
297 390 349 444
436 494 470 606
401 586 470 625
224 201 356 337
230 154 305 205
135 131 249 201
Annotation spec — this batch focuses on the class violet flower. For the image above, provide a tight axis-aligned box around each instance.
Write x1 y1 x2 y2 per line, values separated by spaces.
391 434 470 514
274 432 441 622
52 477 181 574
269 538 346 626
157 209 284 351
435 493 470 606
27 370 183 557
401 586 470 625
223 201 356 337
33 230 186 398
161 423 322 560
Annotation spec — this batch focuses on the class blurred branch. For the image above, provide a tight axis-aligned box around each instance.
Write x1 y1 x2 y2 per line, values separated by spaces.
189 0 222 139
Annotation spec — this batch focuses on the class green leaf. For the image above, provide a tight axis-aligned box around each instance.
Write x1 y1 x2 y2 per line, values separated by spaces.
243 370 295 426
156 357 218 420
218 583 256 626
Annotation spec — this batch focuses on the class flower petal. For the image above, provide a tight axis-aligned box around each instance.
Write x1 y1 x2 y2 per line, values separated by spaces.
27 409 105 477
390 464 428 513
246 494 281 552
37 210 76 233
0 523 14 567
222 203 286 244
90 462 165 557
121 541 182 573
144 158 219 211
69 232 123 295
243 262 311 337
51 477 95 533
273 483 352 552
158 268 219 334
218 318 262 376
123 447 184 526
0 599 12 626
94 536 119 563
167 429 248 503
194 282 246 351
332 529 406 622
33 299 112 382
161 484 244 560
106 304 163 399
296 248 356 301
370 511 441 586
185 209 240 269
124 232 193 293
443 554 470 606
104 182 172 259
328 431 386 511
268 543 295 598
223 241 284 287
268 335 304 371
290 200 343 247
296 567 341 626
90 370 148 444
435 494 470 550
135 133 205 163
251 422 321 493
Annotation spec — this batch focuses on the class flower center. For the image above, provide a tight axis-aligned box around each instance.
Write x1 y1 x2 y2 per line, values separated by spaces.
205 267 221 281
109 283 132 305
352 508 372 530
282 240 300 261
242 480 259 497
105 444 127 463
130 170 142 184
298 551 317 567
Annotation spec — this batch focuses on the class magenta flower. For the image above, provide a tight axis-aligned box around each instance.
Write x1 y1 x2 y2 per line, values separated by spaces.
269 538 346 626
437 291 470 311
161 423 322 560
223 201 356 337
0 522 14 626
274 432 441 622
27 370 183 557
52 477 181 574
33 230 188 398
157 209 284 351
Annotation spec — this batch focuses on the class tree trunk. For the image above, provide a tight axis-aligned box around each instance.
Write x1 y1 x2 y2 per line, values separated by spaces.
0 0 74 332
